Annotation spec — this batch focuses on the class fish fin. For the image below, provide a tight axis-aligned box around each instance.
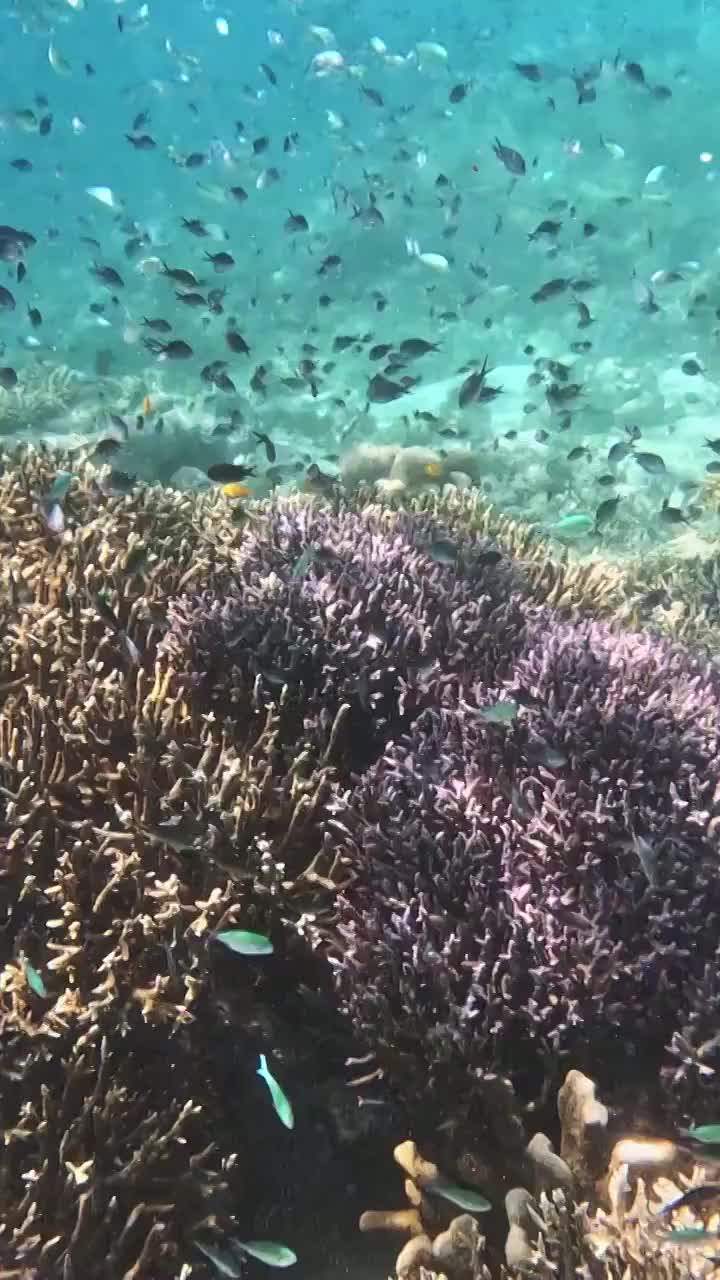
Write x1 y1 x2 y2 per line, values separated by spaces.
257 1053 267 1077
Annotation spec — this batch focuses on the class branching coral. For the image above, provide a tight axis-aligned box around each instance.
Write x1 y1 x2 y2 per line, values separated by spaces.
328 610 720 1121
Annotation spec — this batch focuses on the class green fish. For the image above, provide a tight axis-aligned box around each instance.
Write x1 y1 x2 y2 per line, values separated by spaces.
553 513 594 537
667 1227 720 1244
46 470 74 505
257 1053 294 1129
216 929 274 957
23 958 47 998
291 546 317 579
427 1176 491 1213
236 1240 297 1268
480 699 518 725
685 1125 720 1145
194 1239 242 1277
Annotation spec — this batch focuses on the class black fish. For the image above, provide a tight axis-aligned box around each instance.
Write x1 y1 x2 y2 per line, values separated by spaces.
161 263 199 287
531 278 569 303
91 263 124 288
449 82 469 103
705 438 720 455
205 251 234 272
458 356 493 408
0 367 17 390
126 134 156 150
143 317 172 332
285 211 308 233
253 430 276 463
226 330 250 355
595 496 620 529
528 220 561 240
635 451 666 475
207 463 257 483
493 138 526 175
513 62 542 81
143 338 193 359
399 338 440 358
367 373 407 403
27 306 42 327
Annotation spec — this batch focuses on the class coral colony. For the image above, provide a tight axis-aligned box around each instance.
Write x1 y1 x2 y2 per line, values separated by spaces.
2 450 720 1277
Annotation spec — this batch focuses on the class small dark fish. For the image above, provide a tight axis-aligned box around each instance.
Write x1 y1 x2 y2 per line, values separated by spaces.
0 367 18 390
449 82 469 103
705 438 720 455
624 60 646 84
595 496 620 529
143 317 172 332
126 133 156 150
260 62 277 86
576 301 593 328
27 306 42 327
107 469 136 493
493 138 526 175
161 263 199 287
399 338 440 358
608 440 633 463
207 463 256 483
253 430 276 463
0 285 17 310
532 278 570 303
635 451 666 475
175 291 206 307
567 445 590 462
91 263 124 288
205 251 234 272
253 135 270 155
513 62 542 81
361 87 384 107
318 254 341 275
706 461 720 474
681 358 703 376
230 185 249 203
458 356 492 408
11 158 32 172
39 114 52 135
181 217 209 237
528 219 561 241
284 211 308 233
659 499 687 525
226 330 250 355
583 222 599 237
369 343 393 361
93 436 124 459
143 338 193 359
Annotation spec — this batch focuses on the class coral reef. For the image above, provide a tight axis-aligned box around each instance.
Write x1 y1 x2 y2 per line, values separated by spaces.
366 1072 720 1280
0 452 333 1275
329 610 720 1122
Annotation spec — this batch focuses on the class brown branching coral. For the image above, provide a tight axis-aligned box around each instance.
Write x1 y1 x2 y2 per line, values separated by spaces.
0 450 338 1274
366 1073 720 1280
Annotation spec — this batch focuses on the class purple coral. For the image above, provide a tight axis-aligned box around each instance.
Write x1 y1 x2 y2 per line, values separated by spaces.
164 501 521 772
328 614 720 1112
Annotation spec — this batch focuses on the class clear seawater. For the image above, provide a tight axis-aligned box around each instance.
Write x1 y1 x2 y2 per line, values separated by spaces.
3 0 720 560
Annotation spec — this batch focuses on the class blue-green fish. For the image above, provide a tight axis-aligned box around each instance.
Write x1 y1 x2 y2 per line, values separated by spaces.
479 699 518 725
236 1240 297 1267
257 1053 294 1129
553 513 594 537
45 470 74 505
23 959 47 998
215 929 273 956
684 1124 720 1145
427 1176 491 1212
666 1226 720 1244
194 1239 243 1277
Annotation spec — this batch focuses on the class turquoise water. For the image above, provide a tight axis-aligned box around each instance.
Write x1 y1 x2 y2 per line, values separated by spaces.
3 0 720 553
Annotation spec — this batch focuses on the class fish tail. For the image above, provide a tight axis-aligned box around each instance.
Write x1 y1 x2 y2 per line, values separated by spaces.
257 1052 267 1077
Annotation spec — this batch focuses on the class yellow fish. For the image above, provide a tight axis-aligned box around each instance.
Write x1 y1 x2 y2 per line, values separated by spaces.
222 482 251 499
424 461 444 479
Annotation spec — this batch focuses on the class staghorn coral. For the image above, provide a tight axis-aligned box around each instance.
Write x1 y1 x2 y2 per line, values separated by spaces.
328 609 720 1123
0 450 339 1275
